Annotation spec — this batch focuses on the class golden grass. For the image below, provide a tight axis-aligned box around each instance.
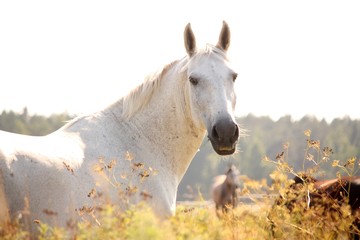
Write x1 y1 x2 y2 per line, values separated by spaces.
1 129 359 239
1 182 358 240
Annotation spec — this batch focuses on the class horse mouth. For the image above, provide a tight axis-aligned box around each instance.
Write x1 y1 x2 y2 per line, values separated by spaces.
210 141 236 155
208 119 239 156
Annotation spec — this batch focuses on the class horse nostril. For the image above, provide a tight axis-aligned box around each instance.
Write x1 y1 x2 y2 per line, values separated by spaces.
211 122 239 143
233 124 239 140
212 125 220 140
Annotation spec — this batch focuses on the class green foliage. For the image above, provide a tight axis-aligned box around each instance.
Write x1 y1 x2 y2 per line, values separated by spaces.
74 203 171 240
37 223 69 240
0 108 72 136
172 205 223 240
123 204 171 240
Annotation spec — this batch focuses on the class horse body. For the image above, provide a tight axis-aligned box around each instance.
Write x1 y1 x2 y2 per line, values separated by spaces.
212 165 240 216
0 128 86 228
0 73 205 228
0 21 239 232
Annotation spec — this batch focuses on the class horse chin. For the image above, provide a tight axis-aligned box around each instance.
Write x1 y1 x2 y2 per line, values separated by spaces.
215 149 235 155
211 142 236 155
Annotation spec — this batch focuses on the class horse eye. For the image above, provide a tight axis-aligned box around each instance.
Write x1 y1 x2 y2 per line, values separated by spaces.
189 76 199 86
232 73 238 82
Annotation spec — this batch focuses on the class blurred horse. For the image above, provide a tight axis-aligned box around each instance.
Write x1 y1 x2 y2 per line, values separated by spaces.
271 174 360 239
212 164 240 216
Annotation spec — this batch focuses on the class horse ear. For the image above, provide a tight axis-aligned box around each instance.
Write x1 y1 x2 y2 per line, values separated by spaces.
216 21 231 52
184 23 196 56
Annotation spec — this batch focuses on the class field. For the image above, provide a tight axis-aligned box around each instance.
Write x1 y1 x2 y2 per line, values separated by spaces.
0 197 273 239
1 131 359 239
1 183 359 240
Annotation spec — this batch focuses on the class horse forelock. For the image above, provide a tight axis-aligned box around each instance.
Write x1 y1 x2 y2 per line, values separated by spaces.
122 60 179 119
181 44 228 71
204 44 228 59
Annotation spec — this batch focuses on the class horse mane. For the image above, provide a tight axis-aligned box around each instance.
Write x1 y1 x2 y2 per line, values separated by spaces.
121 60 180 119
122 44 228 120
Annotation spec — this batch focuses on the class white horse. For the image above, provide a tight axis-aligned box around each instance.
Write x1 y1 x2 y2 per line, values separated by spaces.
0 21 239 232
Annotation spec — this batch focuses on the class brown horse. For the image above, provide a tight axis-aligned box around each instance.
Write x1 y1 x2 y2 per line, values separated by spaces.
270 174 360 239
211 164 240 216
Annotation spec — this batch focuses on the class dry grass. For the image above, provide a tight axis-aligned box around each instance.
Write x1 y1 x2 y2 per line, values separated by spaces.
1 129 359 239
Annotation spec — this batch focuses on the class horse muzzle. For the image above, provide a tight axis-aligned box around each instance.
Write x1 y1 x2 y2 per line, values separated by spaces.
208 119 239 155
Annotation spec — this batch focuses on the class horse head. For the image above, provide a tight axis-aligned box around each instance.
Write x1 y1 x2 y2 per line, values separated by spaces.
183 21 239 155
225 164 240 187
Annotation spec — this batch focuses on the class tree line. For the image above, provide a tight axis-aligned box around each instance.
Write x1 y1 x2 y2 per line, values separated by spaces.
0 108 72 136
179 114 360 200
1 108 359 200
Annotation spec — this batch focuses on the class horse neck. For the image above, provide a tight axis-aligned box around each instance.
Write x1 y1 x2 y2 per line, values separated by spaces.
108 65 206 182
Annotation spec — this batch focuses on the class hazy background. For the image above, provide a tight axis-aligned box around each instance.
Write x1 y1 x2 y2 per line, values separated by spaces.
1 1 359 122
1 1 360 201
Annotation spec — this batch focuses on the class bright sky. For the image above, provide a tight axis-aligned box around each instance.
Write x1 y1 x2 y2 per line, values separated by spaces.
1 1 359 122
